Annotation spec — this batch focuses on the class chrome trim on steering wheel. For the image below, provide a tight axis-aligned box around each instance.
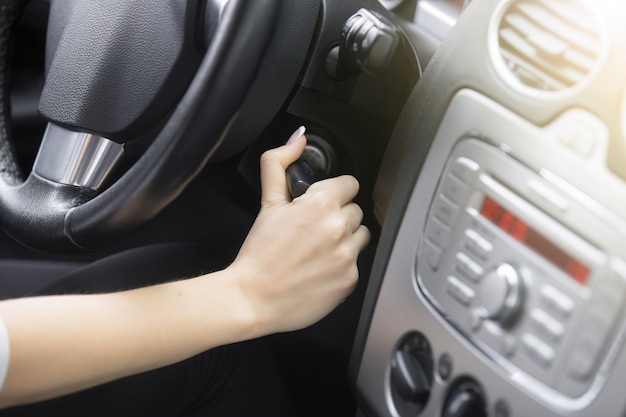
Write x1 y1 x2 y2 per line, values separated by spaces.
33 124 125 191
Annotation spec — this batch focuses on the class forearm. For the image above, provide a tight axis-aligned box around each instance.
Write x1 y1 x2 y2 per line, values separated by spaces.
0 133 370 408
0 269 256 408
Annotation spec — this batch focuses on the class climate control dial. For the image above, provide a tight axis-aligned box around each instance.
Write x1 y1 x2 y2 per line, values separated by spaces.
442 378 486 417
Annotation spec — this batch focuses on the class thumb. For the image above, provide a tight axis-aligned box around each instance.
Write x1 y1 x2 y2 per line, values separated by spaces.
260 127 307 207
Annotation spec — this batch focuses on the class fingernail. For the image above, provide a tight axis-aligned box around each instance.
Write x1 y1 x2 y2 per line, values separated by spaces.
286 126 306 144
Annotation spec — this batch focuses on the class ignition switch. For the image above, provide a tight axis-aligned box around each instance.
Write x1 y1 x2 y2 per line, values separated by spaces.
286 135 337 198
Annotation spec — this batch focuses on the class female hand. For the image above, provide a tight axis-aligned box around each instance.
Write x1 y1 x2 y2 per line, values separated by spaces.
230 128 371 334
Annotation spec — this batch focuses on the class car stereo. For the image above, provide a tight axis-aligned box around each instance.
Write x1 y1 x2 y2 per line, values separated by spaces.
417 137 626 399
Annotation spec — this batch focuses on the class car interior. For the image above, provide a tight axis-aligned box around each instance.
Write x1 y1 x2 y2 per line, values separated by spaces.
3 0 626 416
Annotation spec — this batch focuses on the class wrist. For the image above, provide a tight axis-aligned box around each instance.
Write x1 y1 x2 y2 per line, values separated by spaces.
154 268 263 351
221 260 275 339
208 266 269 341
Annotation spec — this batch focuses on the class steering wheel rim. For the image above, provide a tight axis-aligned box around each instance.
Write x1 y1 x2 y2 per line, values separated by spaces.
0 0 280 252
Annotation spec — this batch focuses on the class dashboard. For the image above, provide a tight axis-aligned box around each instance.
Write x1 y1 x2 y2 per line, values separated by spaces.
4 1 626 415
350 0 626 416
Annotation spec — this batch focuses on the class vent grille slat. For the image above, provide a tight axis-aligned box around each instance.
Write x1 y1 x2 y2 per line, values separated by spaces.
500 28 584 88
515 2 598 55
538 0 597 35
501 50 567 91
496 0 602 92
504 13 541 38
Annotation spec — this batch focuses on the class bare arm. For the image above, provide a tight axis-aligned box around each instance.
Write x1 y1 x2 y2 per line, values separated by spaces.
0 271 255 407
0 130 370 408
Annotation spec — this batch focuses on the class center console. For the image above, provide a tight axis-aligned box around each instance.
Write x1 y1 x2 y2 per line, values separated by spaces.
352 89 626 417
351 0 626 414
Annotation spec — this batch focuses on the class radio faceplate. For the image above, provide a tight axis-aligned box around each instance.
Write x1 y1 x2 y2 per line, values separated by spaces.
417 137 626 399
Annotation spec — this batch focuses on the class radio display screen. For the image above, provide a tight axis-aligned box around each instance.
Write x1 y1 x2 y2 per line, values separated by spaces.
480 196 590 285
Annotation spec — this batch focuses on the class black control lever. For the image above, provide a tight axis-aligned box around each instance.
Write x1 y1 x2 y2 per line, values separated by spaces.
326 8 400 80
286 159 324 198
286 135 337 198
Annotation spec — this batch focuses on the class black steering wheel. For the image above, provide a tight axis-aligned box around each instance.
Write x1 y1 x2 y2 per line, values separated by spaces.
0 0 279 253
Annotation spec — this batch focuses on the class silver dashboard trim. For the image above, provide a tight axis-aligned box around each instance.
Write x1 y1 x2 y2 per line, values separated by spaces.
356 89 626 417
414 0 462 42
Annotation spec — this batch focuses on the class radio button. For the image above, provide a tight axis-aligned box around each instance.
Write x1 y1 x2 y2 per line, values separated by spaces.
469 310 483 332
425 219 452 249
447 275 475 306
423 240 444 270
441 175 470 206
455 252 484 283
567 300 614 382
587 292 620 326
540 285 574 320
591 269 626 320
521 333 555 369
568 349 595 381
502 335 518 358
432 195 461 227
610 259 626 289
529 309 564 344
579 309 613 347
450 157 480 185
464 229 494 262
567 334 602 381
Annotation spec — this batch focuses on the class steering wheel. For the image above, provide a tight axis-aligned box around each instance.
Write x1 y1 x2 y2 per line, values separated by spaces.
0 0 279 253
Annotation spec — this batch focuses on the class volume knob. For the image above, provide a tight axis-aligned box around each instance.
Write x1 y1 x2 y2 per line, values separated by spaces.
476 263 525 328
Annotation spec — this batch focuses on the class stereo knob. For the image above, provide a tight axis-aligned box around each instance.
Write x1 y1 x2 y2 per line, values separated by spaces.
476 263 525 328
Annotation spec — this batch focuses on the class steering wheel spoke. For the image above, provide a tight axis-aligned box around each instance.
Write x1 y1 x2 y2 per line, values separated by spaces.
34 124 125 192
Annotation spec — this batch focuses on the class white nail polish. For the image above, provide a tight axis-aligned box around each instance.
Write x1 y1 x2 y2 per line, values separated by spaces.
287 126 306 144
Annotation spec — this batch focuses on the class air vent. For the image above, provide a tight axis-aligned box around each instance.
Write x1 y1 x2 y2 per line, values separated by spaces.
494 0 603 93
